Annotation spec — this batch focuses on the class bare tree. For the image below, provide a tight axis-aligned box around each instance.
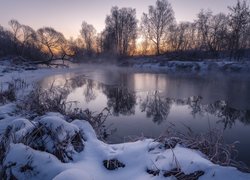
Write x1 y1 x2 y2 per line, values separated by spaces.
103 6 137 56
96 32 104 54
141 0 175 55
65 37 87 60
140 37 151 55
37 27 66 60
21 25 36 45
19 25 37 56
8 19 22 42
210 13 229 54
8 19 22 54
195 10 230 57
0 25 13 57
196 10 213 52
80 21 96 55
167 22 194 52
8 20 41 59
228 0 250 60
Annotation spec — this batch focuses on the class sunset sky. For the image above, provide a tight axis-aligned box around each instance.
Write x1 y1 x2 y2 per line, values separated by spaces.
0 0 244 38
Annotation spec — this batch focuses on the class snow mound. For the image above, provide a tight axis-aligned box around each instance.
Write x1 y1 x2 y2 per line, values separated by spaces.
53 169 92 180
1 113 250 179
4 143 65 180
1 113 85 164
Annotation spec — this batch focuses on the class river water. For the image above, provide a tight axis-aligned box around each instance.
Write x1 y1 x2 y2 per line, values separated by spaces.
39 65 250 165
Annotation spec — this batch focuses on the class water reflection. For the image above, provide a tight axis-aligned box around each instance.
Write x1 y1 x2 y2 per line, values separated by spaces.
140 92 250 128
39 71 250 165
40 76 250 129
103 86 136 116
140 91 172 124
206 101 250 129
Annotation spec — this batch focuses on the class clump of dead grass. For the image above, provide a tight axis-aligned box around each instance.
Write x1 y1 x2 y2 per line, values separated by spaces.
154 124 250 173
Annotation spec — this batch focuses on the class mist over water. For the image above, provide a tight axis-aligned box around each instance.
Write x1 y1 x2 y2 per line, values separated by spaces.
40 66 250 165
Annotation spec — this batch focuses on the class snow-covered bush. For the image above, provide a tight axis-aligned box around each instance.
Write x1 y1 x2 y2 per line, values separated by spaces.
0 114 85 165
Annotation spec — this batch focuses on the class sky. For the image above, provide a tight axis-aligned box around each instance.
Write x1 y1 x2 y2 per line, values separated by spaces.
0 0 247 38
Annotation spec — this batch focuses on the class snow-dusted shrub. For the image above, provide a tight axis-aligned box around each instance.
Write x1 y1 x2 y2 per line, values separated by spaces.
0 78 28 105
146 167 205 179
0 114 85 164
17 84 112 140
163 168 204 179
103 159 125 170
154 127 250 173
2 143 64 180
0 83 16 104
18 85 70 117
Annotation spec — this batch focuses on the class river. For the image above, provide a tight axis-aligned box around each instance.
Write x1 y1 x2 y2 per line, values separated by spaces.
39 65 250 166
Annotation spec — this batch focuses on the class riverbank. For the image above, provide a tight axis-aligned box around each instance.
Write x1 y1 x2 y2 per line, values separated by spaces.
1 111 250 180
123 57 250 74
1 59 250 179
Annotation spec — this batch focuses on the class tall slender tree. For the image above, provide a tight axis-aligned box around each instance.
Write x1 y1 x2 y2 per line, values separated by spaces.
103 7 137 56
228 0 250 60
80 21 96 55
141 0 175 55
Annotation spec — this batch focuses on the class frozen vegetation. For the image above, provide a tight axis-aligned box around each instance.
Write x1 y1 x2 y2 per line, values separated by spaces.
125 57 250 73
1 111 250 180
0 60 250 179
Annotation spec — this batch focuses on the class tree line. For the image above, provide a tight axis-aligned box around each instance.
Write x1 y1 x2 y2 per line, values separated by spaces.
140 0 250 60
0 0 250 63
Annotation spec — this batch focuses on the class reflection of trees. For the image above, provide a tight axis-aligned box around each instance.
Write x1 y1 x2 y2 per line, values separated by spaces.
205 101 250 129
179 97 250 129
174 96 204 117
66 76 137 116
69 75 87 89
69 76 98 103
103 87 136 116
206 101 238 128
49 75 250 129
140 91 172 124
187 96 203 117
83 79 97 103
140 93 250 128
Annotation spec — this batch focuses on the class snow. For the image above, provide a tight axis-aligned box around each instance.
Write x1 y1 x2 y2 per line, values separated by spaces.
131 59 250 74
4 143 66 180
53 169 92 180
0 103 18 134
0 60 92 93
1 113 250 179
0 103 16 119
36 113 79 141
1 59 250 179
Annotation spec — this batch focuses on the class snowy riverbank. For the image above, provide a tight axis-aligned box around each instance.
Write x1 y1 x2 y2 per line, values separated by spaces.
126 58 250 73
1 109 250 180
1 60 250 179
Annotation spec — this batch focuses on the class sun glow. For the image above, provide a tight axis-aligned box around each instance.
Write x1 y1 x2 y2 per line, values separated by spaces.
136 36 145 46
134 35 156 55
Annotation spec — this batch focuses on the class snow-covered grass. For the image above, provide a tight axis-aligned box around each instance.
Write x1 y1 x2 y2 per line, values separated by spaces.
0 60 70 91
1 59 250 179
1 112 250 180
129 58 250 73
